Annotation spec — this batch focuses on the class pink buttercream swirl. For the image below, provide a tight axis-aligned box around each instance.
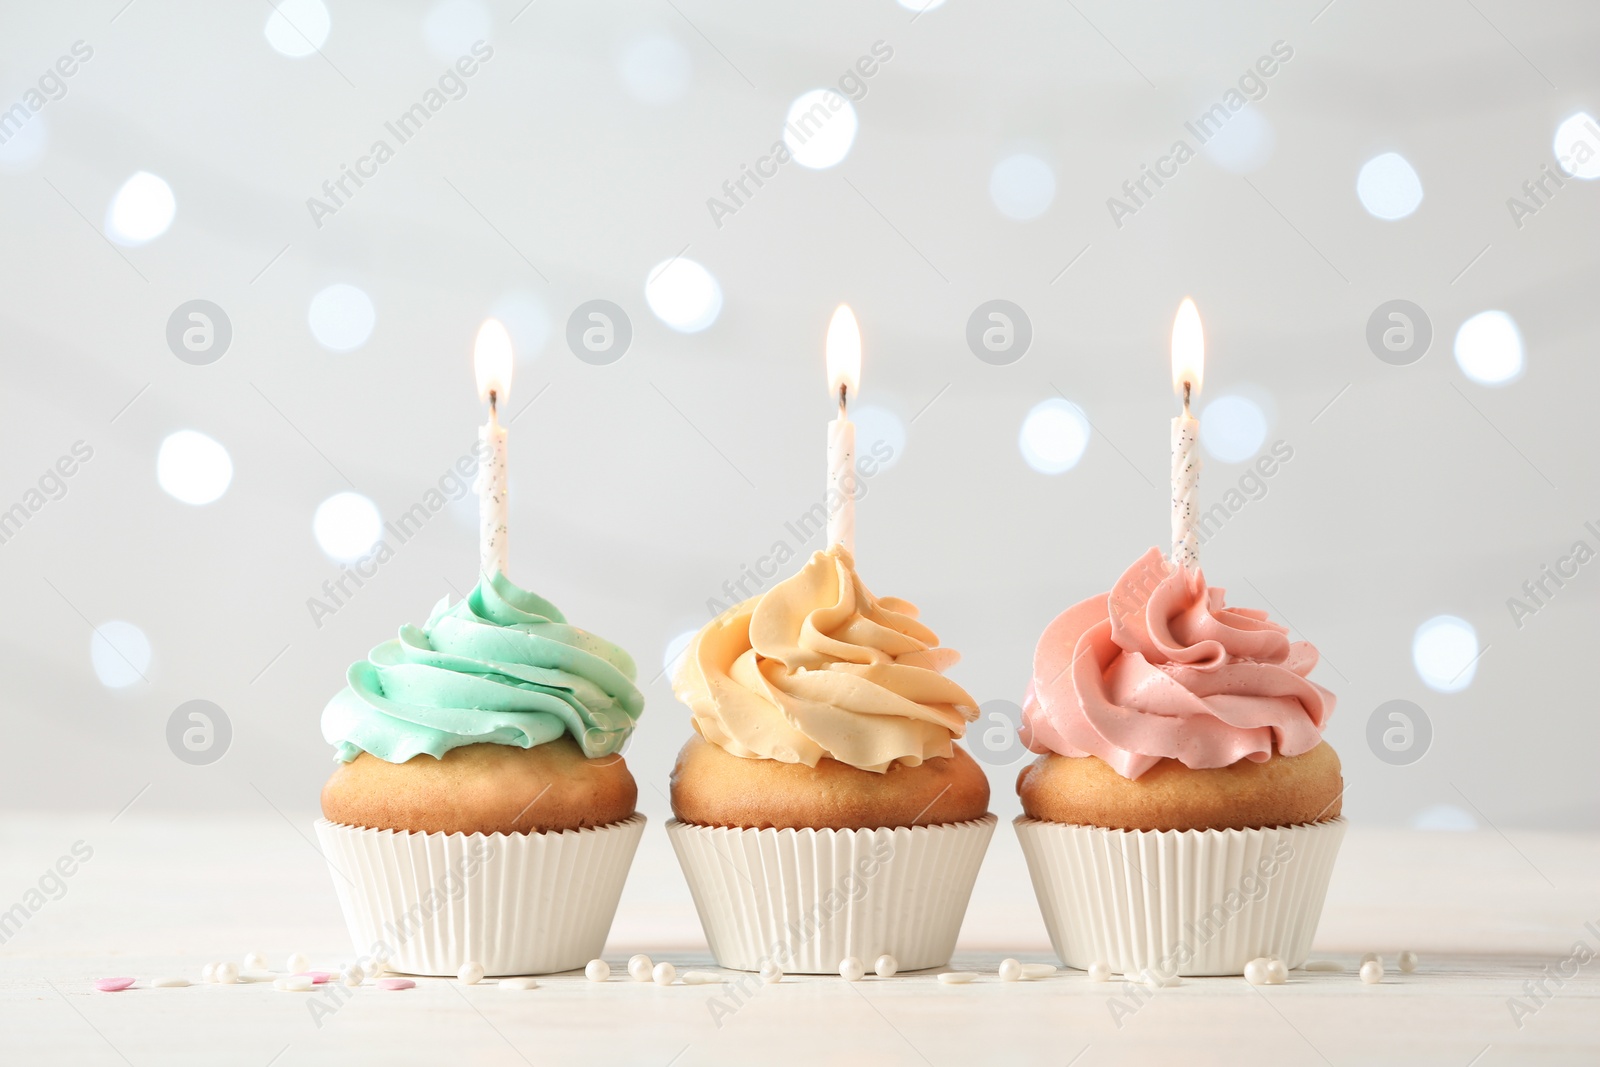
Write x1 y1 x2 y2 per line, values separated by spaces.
1021 548 1334 780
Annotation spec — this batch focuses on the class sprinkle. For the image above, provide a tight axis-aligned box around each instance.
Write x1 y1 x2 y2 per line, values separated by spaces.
628 954 653 982
759 960 783 984
1398 950 1419 973
1020 964 1057 980
998 959 1022 982
938 971 978 985
342 966 364 987
286 953 310 974
1360 961 1383 984
214 962 239 985
296 971 331 985
652 962 676 987
457 962 485 985
680 971 723 985
377 978 415 991
838 957 865 983
274 976 313 992
151 977 189 989
501 977 538 990
1304 960 1342 972
243 952 267 971
1245 959 1269 986
1265 960 1287 985
200 963 218 983
872 955 897 979
1087 961 1112 983
94 977 135 993
585 959 610 983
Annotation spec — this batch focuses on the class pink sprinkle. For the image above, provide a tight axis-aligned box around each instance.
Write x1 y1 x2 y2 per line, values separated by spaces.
297 971 333 984
377 978 415 991
94 977 135 992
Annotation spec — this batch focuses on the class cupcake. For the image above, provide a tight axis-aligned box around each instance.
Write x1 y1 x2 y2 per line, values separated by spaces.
667 545 994 973
315 571 646 976
1016 547 1344 977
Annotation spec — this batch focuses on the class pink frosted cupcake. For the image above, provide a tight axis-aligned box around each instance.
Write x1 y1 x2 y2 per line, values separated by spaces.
1015 548 1345 977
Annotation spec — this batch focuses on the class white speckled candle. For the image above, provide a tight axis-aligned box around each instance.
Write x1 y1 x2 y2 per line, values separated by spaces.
1171 405 1200 569
477 406 508 579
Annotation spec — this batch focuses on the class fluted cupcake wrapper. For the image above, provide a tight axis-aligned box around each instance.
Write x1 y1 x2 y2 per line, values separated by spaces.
315 814 645 977
1014 816 1345 977
667 815 996 974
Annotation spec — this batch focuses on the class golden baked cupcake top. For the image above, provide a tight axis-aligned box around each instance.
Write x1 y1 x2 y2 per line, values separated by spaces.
672 546 979 773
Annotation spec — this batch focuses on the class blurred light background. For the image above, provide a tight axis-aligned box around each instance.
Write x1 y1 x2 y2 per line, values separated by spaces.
1 0 1596 838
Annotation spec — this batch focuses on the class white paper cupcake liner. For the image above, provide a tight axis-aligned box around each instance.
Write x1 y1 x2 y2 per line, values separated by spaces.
1015 816 1345 977
315 814 645 976
667 815 996 973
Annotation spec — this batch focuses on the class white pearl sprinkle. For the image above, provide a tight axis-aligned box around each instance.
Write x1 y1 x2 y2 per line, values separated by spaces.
628 954 653 982
501 977 538 990
342 966 364 987
1399 950 1419 973
201 962 218 984
1245 958 1270 986
759 960 783 984
681 971 723 985
652 962 676 987
1360 952 1381 966
938 971 978 985
152 977 189 989
1360 961 1383 984
872 955 896 979
457 962 485 985
585 959 610 983
839 957 865 983
1020 963 1057 980
274 975 313 992
1265 960 1288 985
286 952 310 974
1087 961 1112 983
1304 960 1342 972
998 958 1022 982
243 952 267 972
214 962 239 985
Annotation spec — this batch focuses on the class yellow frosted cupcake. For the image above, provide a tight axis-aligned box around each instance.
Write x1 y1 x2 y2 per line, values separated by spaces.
667 546 994 973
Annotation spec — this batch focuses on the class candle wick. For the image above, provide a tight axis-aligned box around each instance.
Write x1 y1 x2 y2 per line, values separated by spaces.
489 389 498 418
838 383 848 417
1182 380 1191 417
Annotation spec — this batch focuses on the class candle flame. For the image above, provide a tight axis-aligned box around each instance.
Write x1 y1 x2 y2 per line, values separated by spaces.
826 304 861 402
1171 297 1204 398
474 318 514 405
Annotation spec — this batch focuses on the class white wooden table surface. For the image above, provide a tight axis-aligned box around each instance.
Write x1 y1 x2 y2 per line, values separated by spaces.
2 813 1597 1066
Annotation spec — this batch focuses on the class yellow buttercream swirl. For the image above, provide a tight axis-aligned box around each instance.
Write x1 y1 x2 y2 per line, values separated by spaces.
673 547 979 772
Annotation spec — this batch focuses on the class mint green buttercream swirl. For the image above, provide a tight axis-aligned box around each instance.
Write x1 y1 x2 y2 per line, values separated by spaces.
321 572 643 763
